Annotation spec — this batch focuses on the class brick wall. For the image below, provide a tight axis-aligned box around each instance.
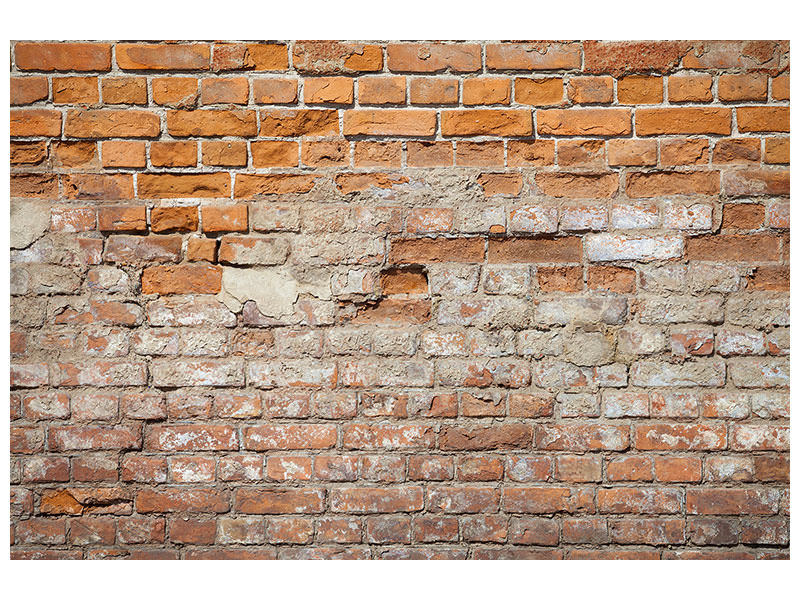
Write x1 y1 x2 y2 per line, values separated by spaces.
10 40 789 560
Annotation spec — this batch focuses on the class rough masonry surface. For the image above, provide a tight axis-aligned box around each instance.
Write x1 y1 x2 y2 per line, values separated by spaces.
10 40 790 560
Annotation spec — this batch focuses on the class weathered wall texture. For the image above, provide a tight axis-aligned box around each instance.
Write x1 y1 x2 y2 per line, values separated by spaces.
10 40 790 560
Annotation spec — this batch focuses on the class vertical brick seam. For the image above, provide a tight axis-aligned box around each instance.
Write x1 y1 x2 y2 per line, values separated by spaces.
10 40 789 560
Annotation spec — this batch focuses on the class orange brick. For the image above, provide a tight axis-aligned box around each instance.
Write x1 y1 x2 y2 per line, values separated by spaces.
456 141 504 166
442 109 532 136
558 139 606 168
251 141 299 167
293 42 383 74
538 266 583 292
167 109 257 137
102 77 148 105
11 141 48 165
764 138 789 164
655 457 702 482
718 74 768 101
359 76 406 105
409 78 459 105
11 77 49 105
507 140 555 166
64 109 159 138
252 78 298 104
304 77 354 105
608 139 657 166
721 204 765 230
667 74 713 102
407 141 453 167
151 207 199 233
142 265 222 295
212 43 288 71
636 108 731 135
52 141 98 168
11 109 62 137
771 75 789 101
187 238 217 262
538 108 630 136
478 173 523 197
260 109 339 137
15 42 112 71
98 206 147 232
202 205 248 233
150 141 198 167
302 140 350 167
200 77 249 104
52 77 99 105
101 141 146 168
152 77 198 108
737 106 789 133
344 109 436 136
660 139 709 166
353 141 402 167
713 139 760 164
486 42 581 71
617 76 662 104
387 43 481 72
117 43 210 70
463 78 511 105
587 266 636 293
138 173 229 199
515 78 564 106
567 76 614 104
203 141 248 166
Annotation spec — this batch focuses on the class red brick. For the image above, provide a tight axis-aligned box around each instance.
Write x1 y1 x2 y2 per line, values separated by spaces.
636 107 732 135
202 205 248 232
486 42 582 70
15 42 112 71
409 77 459 104
212 43 288 71
359 76 407 105
116 43 210 70
101 77 148 104
11 76 49 105
10 109 62 137
737 106 789 133
538 109 631 136
141 265 222 295
344 109 436 136
441 109 532 136
293 42 383 74
388 43 481 72
260 109 339 136
167 109 257 137
200 77 249 104
304 77 354 104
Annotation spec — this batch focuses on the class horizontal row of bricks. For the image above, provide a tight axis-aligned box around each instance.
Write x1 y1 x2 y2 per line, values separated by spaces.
11 168 792 201
8 546 790 561
11 421 790 453
10 106 791 138
13 451 789 485
11 136 791 170
8 41 789 75
46 201 790 235
11 72 791 108
13 485 789 515
10 514 790 551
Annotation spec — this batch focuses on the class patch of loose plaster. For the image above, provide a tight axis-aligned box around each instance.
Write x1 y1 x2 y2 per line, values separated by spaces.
11 201 50 249
217 266 331 318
